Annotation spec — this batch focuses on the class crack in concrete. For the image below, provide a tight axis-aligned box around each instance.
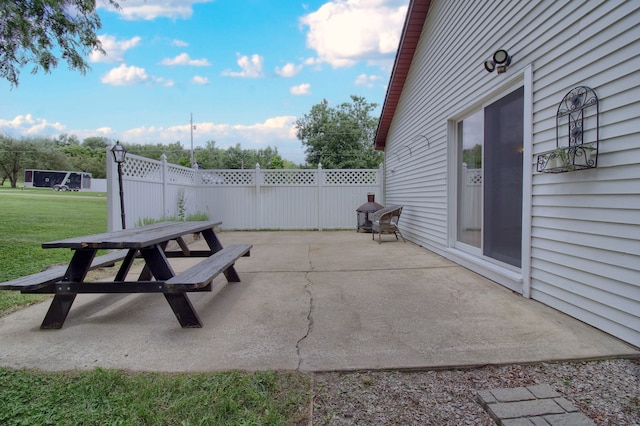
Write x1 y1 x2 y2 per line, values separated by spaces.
296 243 315 371
296 272 314 371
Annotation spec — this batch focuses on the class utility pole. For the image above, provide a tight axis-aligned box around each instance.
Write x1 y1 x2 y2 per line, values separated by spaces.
190 113 196 168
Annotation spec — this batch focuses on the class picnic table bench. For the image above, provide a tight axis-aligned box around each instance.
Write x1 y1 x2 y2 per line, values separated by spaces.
0 221 251 329
0 249 129 292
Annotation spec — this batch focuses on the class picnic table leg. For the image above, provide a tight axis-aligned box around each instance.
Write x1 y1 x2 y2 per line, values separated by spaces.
140 244 202 328
114 249 138 281
222 265 241 282
201 228 223 253
41 249 96 329
138 241 169 281
162 294 203 328
200 227 241 282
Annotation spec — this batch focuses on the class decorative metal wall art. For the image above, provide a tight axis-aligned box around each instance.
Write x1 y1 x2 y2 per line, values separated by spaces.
537 86 599 173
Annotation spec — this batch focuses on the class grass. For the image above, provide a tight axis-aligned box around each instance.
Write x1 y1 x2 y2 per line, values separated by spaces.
0 186 107 281
0 368 311 425
0 183 313 425
0 185 108 314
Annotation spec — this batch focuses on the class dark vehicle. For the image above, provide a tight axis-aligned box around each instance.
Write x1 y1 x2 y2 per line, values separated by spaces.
24 169 92 191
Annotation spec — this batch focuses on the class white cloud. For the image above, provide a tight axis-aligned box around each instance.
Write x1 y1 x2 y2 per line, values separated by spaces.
65 127 115 141
0 114 305 164
153 77 175 87
192 75 209 85
290 83 311 95
101 64 149 86
120 116 304 163
103 0 214 21
221 54 264 78
172 39 189 47
123 116 297 145
275 63 303 78
354 73 382 87
300 0 408 68
90 35 141 63
160 53 211 66
0 114 118 142
94 127 114 135
0 114 65 136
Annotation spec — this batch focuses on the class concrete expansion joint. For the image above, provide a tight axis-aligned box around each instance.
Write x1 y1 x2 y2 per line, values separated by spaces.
296 272 314 371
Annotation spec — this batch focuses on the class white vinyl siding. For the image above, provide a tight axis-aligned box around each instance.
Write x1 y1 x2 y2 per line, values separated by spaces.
383 0 640 346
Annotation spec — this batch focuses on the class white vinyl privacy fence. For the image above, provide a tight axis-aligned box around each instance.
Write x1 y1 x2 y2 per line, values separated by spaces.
107 152 384 231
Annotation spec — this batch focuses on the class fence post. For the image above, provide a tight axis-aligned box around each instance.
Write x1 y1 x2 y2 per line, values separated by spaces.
378 163 384 205
161 154 168 217
317 163 323 231
255 163 261 230
194 167 202 217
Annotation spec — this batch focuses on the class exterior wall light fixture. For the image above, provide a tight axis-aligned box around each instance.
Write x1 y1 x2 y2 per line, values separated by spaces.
484 49 512 74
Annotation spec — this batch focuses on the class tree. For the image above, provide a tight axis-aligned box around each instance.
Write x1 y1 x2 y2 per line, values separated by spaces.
82 136 110 150
295 95 383 169
59 144 106 178
194 141 224 169
223 144 253 169
268 155 284 169
0 136 35 187
0 0 120 87
463 144 482 169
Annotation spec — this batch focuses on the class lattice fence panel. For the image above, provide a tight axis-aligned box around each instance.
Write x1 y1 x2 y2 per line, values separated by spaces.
262 170 317 185
201 170 254 185
167 165 195 184
466 169 482 185
201 172 226 185
122 156 162 181
324 170 378 185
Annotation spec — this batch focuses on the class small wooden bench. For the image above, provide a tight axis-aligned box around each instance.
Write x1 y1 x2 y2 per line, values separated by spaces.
0 250 129 292
164 244 252 292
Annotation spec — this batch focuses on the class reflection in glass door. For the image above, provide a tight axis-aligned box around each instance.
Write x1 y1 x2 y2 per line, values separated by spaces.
457 111 483 249
457 87 524 268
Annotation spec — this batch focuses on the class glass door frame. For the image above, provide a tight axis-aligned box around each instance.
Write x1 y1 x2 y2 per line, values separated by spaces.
446 65 534 296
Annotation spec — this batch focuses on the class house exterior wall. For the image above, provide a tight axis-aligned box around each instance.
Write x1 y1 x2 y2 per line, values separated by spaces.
383 0 639 346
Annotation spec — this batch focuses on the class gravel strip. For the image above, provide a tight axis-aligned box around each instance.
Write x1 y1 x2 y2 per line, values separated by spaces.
311 359 639 425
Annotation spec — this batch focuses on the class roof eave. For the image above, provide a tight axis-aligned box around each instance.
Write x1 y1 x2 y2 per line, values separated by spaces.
374 0 432 151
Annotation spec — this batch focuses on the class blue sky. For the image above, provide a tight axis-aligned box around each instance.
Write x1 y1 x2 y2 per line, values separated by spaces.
0 0 409 164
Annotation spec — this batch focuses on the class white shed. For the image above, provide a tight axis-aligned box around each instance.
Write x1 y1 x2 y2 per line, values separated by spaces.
375 0 640 346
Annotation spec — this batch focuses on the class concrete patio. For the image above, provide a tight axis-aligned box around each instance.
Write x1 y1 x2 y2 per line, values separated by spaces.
0 231 637 372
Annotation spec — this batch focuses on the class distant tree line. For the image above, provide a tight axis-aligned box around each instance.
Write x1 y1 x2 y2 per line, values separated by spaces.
0 134 295 188
1 95 384 188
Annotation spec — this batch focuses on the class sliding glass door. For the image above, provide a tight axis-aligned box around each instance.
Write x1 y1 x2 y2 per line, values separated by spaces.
457 87 524 268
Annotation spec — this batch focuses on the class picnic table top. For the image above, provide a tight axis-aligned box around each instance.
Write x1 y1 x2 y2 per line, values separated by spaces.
42 221 222 250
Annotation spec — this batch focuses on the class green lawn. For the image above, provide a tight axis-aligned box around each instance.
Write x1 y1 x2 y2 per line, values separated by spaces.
0 184 312 425
0 186 108 313
0 189 107 281
0 368 311 425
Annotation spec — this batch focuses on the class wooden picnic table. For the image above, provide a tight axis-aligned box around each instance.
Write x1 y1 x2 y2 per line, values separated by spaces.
11 221 251 329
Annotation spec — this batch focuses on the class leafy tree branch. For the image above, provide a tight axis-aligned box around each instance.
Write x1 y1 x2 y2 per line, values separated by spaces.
0 0 120 87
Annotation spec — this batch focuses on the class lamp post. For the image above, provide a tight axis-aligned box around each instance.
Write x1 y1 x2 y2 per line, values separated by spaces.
111 141 127 229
